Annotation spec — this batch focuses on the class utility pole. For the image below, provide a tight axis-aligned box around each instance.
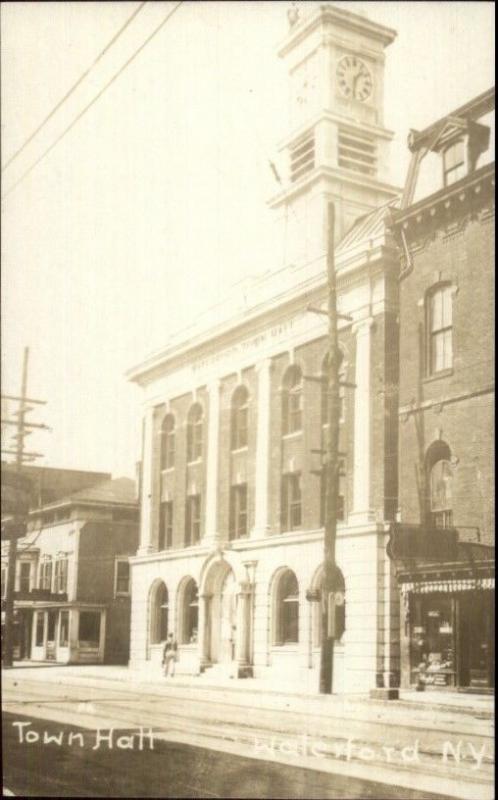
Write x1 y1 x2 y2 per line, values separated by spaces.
319 202 341 694
1 348 48 667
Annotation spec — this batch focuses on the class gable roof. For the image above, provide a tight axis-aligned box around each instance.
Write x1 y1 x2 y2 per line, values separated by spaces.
336 197 400 256
67 476 137 506
127 199 401 386
28 476 138 517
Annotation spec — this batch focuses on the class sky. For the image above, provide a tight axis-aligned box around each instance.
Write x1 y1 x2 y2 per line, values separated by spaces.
1 1 495 479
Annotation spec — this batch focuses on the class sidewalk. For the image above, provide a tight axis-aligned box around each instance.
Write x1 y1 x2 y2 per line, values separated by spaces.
9 661 494 717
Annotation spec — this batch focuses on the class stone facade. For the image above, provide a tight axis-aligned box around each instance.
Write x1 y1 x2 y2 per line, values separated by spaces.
127 4 404 694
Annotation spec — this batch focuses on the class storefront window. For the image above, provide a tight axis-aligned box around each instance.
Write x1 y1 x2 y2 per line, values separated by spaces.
410 594 456 687
78 611 101 648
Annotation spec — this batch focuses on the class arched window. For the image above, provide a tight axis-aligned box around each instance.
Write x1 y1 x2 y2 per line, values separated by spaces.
150 582 169 644
312 566 346 648
282 366 303 435
426 441 453 528
181 578 199 644
427 284 453 375
231 386 249 450
160 414 175 470
275 569 299 645
187 404 203 462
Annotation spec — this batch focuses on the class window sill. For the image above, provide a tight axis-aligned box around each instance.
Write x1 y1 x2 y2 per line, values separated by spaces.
423 368 453 384
114 592 130 598
161 467 175 475
186 459 203 466
231 446 249 455
271 644 299 652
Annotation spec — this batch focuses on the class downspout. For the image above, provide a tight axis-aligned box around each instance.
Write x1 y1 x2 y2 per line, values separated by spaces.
398 227 414 282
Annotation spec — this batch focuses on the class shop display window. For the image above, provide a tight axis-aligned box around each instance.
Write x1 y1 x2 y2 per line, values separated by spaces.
410 594 456 687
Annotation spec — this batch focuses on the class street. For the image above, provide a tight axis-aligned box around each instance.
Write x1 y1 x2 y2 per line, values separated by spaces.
2 711 453 799
2 667 493 799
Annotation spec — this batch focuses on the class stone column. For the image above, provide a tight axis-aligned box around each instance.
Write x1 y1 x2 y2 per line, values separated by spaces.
235 581 253 677
204 380 221 546
199 593 212 670
137 407 155 555
351 318 375 523
252 358 272 538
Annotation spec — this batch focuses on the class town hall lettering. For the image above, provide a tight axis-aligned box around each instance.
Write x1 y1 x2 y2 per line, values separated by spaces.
191 319 296 373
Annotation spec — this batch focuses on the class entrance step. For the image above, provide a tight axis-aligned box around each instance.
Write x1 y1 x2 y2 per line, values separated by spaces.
201 662 236 680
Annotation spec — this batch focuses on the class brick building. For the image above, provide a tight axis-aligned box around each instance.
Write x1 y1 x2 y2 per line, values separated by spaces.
127 5 403 693
1 477 139 664
390 90 495 690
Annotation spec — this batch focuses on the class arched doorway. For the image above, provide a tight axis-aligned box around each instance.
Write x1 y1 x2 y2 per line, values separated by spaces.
204 561 237 665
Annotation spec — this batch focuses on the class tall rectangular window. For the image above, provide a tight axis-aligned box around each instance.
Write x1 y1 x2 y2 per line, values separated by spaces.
39 560 53 591
159 501 174 550
185 495 201 546
54 558 68 593
229 484 248 540
115 559 130 595
19 562 31 593
443 140 465 186
281 473 302 531
428 285 453 374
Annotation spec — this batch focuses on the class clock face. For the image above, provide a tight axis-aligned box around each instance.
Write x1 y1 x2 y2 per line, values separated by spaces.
336 55 373 102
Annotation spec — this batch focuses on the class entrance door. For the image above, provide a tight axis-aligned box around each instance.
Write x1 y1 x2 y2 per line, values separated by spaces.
46 611 57 661
21 611 33 660
459 591 494 689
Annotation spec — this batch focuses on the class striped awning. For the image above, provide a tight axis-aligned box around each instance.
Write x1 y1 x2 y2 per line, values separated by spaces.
401 576 494 594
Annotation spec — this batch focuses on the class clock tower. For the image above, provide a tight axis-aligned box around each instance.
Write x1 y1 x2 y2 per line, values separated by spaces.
270 4 399 266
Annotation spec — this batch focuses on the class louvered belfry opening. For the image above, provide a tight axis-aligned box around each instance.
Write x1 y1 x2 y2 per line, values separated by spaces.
338 127 377 177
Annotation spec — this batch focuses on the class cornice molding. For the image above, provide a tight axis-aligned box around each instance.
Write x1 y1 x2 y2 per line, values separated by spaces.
392 162 495 230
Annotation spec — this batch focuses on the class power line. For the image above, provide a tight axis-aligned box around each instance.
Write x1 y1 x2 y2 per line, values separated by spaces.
2 1 184 200
2 1 147 172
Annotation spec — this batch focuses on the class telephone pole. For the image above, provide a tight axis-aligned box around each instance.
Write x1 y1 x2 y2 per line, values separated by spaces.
319 202 341 694
1 348 48 667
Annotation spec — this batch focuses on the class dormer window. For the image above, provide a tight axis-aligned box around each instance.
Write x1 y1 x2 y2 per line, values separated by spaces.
442 139 465 186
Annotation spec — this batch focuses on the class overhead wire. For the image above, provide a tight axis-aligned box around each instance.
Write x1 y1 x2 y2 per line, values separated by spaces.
2 1 184 200
2 1 147 172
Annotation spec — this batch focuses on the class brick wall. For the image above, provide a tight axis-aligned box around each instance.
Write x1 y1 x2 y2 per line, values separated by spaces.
397 189 494 544
77 520 139 663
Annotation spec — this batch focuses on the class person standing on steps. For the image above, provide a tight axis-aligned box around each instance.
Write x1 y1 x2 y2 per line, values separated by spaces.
162 632 178 677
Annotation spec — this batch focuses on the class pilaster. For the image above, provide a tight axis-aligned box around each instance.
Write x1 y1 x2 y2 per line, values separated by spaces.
251 358 272 538
137 407 155 555
350 317 375 523
204 380 221 546
235 581 253 677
